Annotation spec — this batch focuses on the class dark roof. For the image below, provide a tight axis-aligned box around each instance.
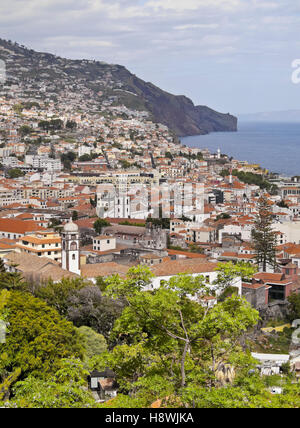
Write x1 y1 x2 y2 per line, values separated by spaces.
90 368 115 378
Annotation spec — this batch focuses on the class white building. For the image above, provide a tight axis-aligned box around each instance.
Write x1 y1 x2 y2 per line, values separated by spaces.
146 260 242 298
26 155 62 172
93 235 116 252
61 219 81 275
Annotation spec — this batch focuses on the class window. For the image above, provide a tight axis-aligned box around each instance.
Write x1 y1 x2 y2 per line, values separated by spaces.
70 242 77 251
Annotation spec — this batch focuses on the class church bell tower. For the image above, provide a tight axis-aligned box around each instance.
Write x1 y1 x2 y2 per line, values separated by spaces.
61 219 81 275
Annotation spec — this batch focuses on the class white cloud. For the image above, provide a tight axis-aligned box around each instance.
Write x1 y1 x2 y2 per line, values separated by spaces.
1 0 300 112
174 24 219 31
147 0 242 12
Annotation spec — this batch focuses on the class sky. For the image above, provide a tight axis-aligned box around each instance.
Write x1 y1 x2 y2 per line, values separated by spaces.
1 0 300 116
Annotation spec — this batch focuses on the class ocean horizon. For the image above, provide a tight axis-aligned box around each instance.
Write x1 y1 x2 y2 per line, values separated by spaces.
181 121 300 177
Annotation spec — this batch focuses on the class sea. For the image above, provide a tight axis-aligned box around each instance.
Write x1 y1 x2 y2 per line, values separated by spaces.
181 121 300 177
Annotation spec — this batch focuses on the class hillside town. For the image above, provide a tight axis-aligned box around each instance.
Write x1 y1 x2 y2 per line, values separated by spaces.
1 87 300 305
1 40 300 409
0 86 300 298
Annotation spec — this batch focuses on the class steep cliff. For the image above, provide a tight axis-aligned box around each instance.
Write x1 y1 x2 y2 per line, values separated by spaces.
0 38 237 137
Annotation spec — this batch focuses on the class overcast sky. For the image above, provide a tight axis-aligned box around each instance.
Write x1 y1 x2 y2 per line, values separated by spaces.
1 0 300 115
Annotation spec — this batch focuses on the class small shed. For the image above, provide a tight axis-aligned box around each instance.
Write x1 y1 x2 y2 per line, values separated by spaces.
88 368 118 401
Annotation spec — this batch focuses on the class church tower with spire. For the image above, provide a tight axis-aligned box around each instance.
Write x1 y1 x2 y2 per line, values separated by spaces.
61 219 81 275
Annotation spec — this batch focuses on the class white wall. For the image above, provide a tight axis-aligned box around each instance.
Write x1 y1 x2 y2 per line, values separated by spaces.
145 271 242 297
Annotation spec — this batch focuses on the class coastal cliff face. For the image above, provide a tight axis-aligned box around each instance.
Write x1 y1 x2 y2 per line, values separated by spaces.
0 38 237 137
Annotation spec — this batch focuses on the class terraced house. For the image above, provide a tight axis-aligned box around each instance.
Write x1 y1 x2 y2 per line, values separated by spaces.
15 230 62 262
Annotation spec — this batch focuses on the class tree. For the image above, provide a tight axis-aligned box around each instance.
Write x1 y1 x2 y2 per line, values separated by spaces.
0 271 27 291
215 213 231 221
65 120 77 130
7 169 25 179
92 266 259 406
79 154 92 162
0 291 84 380
277 200 289 209
7 359 95 408
189 244 204 254
119 160 131 169
34 277 89 317
18 125 33 137
287 293 300 320
66 286 125 340
49 144 56 159
33 278 124 340
60 151 76 170
93 218 111 235
252 195 278 272
72 210 78 221
214 261 257 293
0 258 6 273
78 326 107 359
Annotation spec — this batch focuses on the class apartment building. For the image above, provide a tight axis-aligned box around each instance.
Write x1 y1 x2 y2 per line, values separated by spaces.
15 230 62 262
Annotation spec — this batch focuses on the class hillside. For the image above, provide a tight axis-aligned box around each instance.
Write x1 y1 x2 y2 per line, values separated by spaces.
0 39 237 137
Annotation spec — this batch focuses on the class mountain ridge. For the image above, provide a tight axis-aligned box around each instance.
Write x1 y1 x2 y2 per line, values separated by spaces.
0 38 237 137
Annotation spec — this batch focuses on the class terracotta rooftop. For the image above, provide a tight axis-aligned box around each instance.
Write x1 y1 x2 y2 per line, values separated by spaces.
81 262 129 278
4 252 78 282
151 259 218 277
0 218 46 234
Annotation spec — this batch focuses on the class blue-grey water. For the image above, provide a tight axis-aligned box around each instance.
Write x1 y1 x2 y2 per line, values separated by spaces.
181 122 300 177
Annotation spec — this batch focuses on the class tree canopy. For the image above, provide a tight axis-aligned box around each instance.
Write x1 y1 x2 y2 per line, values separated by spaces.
90 265 261 407
0 291 84 380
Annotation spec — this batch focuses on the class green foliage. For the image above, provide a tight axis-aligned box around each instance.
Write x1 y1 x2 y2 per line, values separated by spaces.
60 151 76 170
119 159 131 169
146 216 170 229
79 154 92 162
93 218 111 235
7 359 95 408
215 213 231 221
0 291 84 379
0 368 21 402
7 168 25 179
189 244 205 254
78 326 107 359
119 221 145 227
252 195 278 271
215 261 257 291
34 277 89 317
96 266 260 406
218 286 239 302
220 169 278 194
33 277 124 340
18 125 33 137
165 151 173 161
65 120 77 130
72 210 78 221
0 271 27 292
38 119 63 131
287 293 300 320
277 200 289 209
